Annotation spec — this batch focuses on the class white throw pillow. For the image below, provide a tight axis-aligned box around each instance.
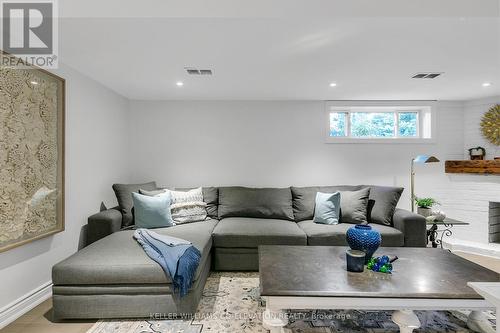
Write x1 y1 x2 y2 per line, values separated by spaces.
170 187 207 224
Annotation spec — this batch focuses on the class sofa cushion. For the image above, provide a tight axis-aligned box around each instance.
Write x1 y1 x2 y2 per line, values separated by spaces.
169 188 207 224
132 192 174 229
291 186 362 222
52 219 218 285
218 187 294 220
298 220 404 246
313 192 341 225
339 188 370 224
212 217 307 248
176 187 219 220
112 181 157 226
363 185 404 226
139 189 167 196
202 187 219 219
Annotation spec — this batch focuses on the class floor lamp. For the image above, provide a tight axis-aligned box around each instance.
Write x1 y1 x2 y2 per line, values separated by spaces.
411 155 440 212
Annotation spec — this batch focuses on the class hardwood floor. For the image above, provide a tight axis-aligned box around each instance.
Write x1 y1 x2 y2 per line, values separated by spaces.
2 251 500 333
455 251 500 274
1 299 95 333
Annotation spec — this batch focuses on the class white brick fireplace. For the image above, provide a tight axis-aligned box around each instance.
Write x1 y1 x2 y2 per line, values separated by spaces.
442 96 500 256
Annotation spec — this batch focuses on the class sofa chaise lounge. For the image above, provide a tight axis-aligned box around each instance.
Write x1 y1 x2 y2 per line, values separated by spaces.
52 185 426 320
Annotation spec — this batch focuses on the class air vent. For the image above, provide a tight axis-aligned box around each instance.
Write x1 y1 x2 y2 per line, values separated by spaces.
185 67 213 75
412 72 443 79
186 69 200 75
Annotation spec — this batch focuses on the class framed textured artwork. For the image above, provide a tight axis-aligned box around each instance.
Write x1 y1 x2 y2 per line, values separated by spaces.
0 52 65 252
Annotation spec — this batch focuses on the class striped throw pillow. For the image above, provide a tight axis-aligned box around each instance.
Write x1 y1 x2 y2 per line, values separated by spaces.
170 187 207 224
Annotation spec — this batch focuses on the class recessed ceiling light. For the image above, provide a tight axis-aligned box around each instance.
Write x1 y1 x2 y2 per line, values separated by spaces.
176 81 184 87
482 82 492 87
329 82 337 87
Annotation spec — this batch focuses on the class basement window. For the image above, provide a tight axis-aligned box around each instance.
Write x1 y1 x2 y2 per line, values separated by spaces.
325 102 435 143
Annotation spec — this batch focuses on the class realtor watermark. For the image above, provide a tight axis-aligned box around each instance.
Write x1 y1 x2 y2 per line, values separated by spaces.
149 311 357 321
1 0 58 68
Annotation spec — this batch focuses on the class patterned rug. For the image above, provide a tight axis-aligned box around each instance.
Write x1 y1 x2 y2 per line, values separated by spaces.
86 272 496 333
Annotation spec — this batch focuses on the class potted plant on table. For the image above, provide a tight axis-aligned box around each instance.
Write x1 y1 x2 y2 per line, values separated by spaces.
415 197 439 217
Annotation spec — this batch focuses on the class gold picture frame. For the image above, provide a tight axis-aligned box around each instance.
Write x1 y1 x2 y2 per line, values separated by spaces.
0 51 65 252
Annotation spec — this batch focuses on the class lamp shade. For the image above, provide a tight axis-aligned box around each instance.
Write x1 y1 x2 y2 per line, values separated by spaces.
413 155 440 164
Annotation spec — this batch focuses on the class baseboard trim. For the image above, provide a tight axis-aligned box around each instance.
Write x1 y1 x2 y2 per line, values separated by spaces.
0 281 52 329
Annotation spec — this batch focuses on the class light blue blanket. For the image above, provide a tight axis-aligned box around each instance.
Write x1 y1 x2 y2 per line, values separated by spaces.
133 229 201 297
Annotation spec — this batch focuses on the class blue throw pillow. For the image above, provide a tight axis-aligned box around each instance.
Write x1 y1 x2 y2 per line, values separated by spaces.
132 192 175 229
313 191 341 225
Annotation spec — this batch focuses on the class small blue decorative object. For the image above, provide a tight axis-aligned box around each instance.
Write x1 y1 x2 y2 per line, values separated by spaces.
379 255 390 265
346 224 382 263
367 255 398 273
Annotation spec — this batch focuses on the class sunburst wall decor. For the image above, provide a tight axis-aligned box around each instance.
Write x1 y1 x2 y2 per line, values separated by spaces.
481 104 500 146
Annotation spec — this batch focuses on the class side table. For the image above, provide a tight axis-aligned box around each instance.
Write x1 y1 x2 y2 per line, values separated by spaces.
427 217 469 249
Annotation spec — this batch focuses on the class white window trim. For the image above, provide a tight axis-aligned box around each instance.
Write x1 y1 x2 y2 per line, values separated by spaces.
325 101 437 144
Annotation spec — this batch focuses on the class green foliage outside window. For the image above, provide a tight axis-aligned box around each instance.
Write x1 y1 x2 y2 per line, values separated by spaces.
350 112 394 137
399 112 418 137
328 111 419 138
329 112 346 137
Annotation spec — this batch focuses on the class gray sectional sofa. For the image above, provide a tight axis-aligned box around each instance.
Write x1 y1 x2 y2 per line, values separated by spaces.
52 185 426 320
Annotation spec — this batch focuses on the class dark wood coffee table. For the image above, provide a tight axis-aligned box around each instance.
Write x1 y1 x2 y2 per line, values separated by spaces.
259 246 499 333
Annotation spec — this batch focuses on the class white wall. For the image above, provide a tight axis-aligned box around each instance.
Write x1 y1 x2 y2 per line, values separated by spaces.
128 100 464 208
0 64 130 324
128 99 500 246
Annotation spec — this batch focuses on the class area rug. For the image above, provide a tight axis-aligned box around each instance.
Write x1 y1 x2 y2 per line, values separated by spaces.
86 272 495 333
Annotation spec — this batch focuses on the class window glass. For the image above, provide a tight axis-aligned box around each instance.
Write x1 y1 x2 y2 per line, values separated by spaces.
350 112 395 137
398 112 418 137
329 112 347 137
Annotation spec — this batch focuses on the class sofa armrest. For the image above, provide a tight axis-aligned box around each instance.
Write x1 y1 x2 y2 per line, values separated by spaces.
87 207 122 245
392 208 427 247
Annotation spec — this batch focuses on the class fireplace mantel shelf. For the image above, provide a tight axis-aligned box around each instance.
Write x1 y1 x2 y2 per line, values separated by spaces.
445 160 500 175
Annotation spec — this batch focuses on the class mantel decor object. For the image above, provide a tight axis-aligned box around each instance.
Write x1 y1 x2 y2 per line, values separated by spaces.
0 52 65 252
346 224 381 263
480 104 500 146
468 146 486 160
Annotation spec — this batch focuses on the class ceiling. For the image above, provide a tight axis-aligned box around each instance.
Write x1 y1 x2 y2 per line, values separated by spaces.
58 1 500 100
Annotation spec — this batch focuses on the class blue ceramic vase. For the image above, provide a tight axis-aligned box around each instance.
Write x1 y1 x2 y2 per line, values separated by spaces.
346 225 381 263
